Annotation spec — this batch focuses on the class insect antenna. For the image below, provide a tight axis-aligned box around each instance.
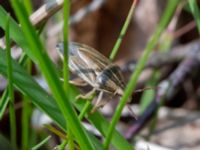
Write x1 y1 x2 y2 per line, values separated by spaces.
126 86 159 119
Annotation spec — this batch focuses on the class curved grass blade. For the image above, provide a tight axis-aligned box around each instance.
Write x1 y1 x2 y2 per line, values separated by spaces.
31 136 51 150
0 6 35 61
5 15 17 150
60 0 74 149
0 89 9 119
103 0 181 149
188 0 200 33
0 54 28 119
10 0 94 149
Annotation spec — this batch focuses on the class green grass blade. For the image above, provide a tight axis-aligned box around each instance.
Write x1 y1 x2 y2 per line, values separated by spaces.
188 0 200 33
5 15 17 150
0 89 9 119
103 0 180 149
139 71 159 113
140 4 178 133
22 0 32 15
61 0 74 149
21 59 32 150
10 0 94 149
0 53 28 119
0 49 65 127
63 0 70 90
31 136 51 150
0 6 35 61
109 0 137 60
78 101 92 120
21 96 31 150
139 30 174 112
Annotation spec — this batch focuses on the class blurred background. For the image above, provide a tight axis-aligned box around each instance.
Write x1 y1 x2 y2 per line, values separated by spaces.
0 0 200 150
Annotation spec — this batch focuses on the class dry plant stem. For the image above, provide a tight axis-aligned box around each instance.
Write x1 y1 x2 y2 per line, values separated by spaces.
125 55 200 138
123 40 200 71
146 40 200 68
0 0 64 47
69 0 106 24
30 0 64 27
44 124 66 139
50 0 106 35
153 108 200 135
1 0 105 47
173 20 196 39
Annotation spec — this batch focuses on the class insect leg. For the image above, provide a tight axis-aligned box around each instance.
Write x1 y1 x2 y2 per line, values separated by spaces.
76 88 96 100
69 78 88 86
133 87 158 94
60 77 88 86
126 104 137 120
90 91 104 113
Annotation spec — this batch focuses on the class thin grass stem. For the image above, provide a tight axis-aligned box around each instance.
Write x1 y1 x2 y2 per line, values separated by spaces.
0 53 28 119
21 59 32 150
103 0 180 149
22 0 32 15
10 0 94 149
60 0 75 149
109 0 137 60
188 0 200 33
31 136 51 150
78 101 91 120
6 14 17 150
77 0 138 126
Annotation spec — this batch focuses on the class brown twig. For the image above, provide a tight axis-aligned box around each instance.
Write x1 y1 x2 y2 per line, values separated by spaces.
30 0 64 27
173 21 196 39
49 0 106 36
1 0 106 46
122 40 200 71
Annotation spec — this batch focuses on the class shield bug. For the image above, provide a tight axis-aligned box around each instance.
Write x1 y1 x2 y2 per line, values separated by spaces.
56 42 125 111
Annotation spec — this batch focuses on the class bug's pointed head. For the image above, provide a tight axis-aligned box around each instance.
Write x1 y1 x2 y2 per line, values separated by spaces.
56 42 79 57
56 42 64 54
